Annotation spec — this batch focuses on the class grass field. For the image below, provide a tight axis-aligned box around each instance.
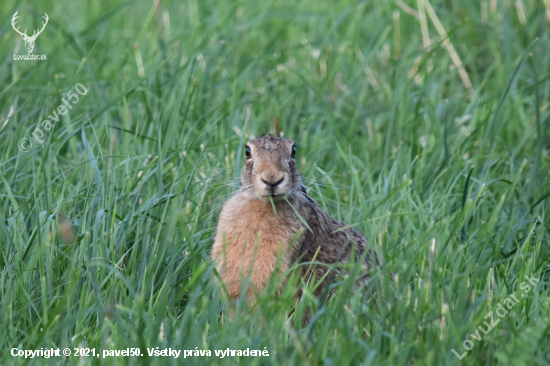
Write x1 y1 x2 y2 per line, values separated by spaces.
1 0 549 365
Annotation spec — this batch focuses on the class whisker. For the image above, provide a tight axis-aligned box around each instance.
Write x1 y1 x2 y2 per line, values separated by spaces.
203 186 253 219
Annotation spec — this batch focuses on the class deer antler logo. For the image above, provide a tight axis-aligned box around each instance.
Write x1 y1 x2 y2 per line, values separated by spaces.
11 11 49 54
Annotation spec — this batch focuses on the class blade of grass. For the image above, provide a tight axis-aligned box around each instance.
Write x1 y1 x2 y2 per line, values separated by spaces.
284 196 313 235
268 196 278 218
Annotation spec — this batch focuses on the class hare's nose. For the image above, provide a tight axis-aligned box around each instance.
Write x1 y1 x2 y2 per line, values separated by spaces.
261 176 284 188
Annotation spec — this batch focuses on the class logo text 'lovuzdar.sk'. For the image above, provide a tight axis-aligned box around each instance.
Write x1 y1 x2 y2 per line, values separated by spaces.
12 10 48 60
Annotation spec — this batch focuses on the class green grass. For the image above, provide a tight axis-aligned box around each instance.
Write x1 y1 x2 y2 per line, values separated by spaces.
1 0 549 365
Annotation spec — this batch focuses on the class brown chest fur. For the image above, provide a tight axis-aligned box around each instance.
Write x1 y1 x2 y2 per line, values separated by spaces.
211 194 301 299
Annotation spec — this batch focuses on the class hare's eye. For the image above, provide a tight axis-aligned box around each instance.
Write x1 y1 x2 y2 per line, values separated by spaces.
291 145 296 158
245 146 251 158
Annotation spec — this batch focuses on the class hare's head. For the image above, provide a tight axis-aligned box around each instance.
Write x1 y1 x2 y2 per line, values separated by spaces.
241 134 302 200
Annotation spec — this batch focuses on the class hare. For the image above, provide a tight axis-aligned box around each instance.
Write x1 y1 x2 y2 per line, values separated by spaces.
211 134 378 304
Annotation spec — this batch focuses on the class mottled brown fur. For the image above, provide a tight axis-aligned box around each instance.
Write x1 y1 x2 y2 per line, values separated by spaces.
212 134 377 303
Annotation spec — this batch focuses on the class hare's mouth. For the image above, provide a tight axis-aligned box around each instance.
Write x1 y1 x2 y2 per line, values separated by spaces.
260 186 289 200
256 188 289 201
255 174 290 198
262 193 286 201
